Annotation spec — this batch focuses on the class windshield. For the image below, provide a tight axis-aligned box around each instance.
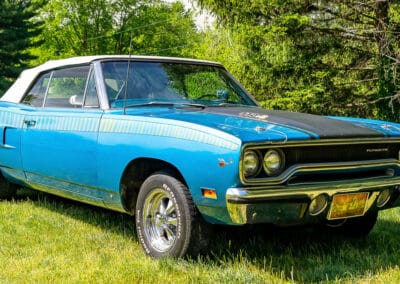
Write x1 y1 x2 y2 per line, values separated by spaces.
101 61 257 108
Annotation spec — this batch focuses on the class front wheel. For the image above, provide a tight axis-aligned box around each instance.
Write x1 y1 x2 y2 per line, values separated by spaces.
135 172 209 258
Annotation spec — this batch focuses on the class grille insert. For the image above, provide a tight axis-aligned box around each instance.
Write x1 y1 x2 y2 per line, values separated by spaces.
242 141 400 184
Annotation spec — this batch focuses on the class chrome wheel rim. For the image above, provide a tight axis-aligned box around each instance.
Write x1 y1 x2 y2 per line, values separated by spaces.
143 189 178 252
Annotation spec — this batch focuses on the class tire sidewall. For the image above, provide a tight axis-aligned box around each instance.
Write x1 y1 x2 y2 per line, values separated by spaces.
324 211 378 237
135 173 191 258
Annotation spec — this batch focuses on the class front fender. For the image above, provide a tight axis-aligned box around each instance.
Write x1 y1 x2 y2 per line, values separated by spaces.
96 114 242 202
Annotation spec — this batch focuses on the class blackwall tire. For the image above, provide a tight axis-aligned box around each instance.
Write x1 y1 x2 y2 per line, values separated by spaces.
325 211 378 237
135 172 209 258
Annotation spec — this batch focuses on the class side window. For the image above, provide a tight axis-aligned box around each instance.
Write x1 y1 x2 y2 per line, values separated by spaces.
22 72 51 107
44 66 90 108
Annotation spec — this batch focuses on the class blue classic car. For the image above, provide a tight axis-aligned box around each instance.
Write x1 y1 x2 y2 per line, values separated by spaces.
1 55 400 258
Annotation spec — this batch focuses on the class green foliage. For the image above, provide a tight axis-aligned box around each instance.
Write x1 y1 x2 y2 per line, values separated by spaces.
196 0 400 121
184 71 224 99
0 0 43 94
30 0 200 63
4 0 400 122
113 1 199 57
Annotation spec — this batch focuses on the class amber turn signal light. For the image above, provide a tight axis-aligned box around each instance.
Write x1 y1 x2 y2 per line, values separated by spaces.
202 188 217 199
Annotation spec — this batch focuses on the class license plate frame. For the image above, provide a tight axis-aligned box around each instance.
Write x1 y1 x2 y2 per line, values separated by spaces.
328 192 369 220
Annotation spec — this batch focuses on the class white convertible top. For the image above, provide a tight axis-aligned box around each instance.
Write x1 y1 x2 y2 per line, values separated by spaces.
1 55 220 103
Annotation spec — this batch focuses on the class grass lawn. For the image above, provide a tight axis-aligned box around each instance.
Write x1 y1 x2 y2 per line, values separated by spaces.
1 189 400 283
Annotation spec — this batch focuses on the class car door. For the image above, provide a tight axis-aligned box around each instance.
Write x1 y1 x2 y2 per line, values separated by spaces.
0 103 25 181
20 64 103 201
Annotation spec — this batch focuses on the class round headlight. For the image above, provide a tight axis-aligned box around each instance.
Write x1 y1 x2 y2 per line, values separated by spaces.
243 150 261 177
263 149 284 176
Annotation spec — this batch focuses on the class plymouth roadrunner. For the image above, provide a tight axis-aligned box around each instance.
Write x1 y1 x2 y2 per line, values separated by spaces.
1 55 400 258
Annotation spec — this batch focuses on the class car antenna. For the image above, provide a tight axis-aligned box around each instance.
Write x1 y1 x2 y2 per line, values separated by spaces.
123 32 133 115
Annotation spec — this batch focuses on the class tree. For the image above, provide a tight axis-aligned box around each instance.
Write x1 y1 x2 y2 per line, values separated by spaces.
31 0 200 62
31 0 114 61
112 1 199 57
195 0 400 121
0 0 43 93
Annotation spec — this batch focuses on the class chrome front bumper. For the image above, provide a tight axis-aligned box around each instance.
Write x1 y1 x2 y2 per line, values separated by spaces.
226 177 400 225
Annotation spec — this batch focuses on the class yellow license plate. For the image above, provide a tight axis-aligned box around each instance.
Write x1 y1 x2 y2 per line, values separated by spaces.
328 192 369 220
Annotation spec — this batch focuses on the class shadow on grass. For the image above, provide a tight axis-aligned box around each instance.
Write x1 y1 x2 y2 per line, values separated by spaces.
14 188 136 240
14 188 400 282
204 219 400 282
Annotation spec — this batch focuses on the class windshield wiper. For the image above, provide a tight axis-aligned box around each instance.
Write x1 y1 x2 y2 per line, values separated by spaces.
125 101 207 109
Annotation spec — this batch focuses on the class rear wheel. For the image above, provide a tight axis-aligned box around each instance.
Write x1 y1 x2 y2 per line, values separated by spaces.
135 172 209 258
0 173 17 199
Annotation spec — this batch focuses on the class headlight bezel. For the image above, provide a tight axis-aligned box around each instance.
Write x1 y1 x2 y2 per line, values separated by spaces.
241 147 286 180
242 149 262 178
263 149 285 176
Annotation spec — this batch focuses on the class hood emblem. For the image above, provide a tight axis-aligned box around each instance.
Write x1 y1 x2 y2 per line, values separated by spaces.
255 126 267 132
239 112 269 121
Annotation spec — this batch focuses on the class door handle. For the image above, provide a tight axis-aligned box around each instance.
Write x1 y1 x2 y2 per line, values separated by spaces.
24 120 36 127
0 126 15 149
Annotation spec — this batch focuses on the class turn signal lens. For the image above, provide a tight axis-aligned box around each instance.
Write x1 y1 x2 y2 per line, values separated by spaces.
202 188 217 199
309 194 328 216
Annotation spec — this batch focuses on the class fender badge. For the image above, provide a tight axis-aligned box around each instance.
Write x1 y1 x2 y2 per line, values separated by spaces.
218 158 233 167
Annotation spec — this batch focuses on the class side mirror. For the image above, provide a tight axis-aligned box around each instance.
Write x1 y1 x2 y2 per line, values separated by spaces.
217 90 229 101
69 95 83 106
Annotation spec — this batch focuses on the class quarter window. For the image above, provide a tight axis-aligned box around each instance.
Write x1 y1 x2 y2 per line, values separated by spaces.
22 72 51 107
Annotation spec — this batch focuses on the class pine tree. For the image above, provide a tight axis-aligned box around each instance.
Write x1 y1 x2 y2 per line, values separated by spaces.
0 0 42 93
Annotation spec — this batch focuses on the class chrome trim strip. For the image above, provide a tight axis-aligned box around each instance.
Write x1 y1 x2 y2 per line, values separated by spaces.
93 61 110 110
244 159 399 185
227 177 400 202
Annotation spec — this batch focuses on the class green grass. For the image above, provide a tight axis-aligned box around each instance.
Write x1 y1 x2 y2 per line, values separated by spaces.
1 189 400 283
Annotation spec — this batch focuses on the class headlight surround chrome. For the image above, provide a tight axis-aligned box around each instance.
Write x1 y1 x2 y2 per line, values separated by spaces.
243 150 261 177
263 149 285 176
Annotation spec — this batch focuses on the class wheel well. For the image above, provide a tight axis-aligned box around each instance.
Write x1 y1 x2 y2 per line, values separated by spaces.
120 158 186 213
